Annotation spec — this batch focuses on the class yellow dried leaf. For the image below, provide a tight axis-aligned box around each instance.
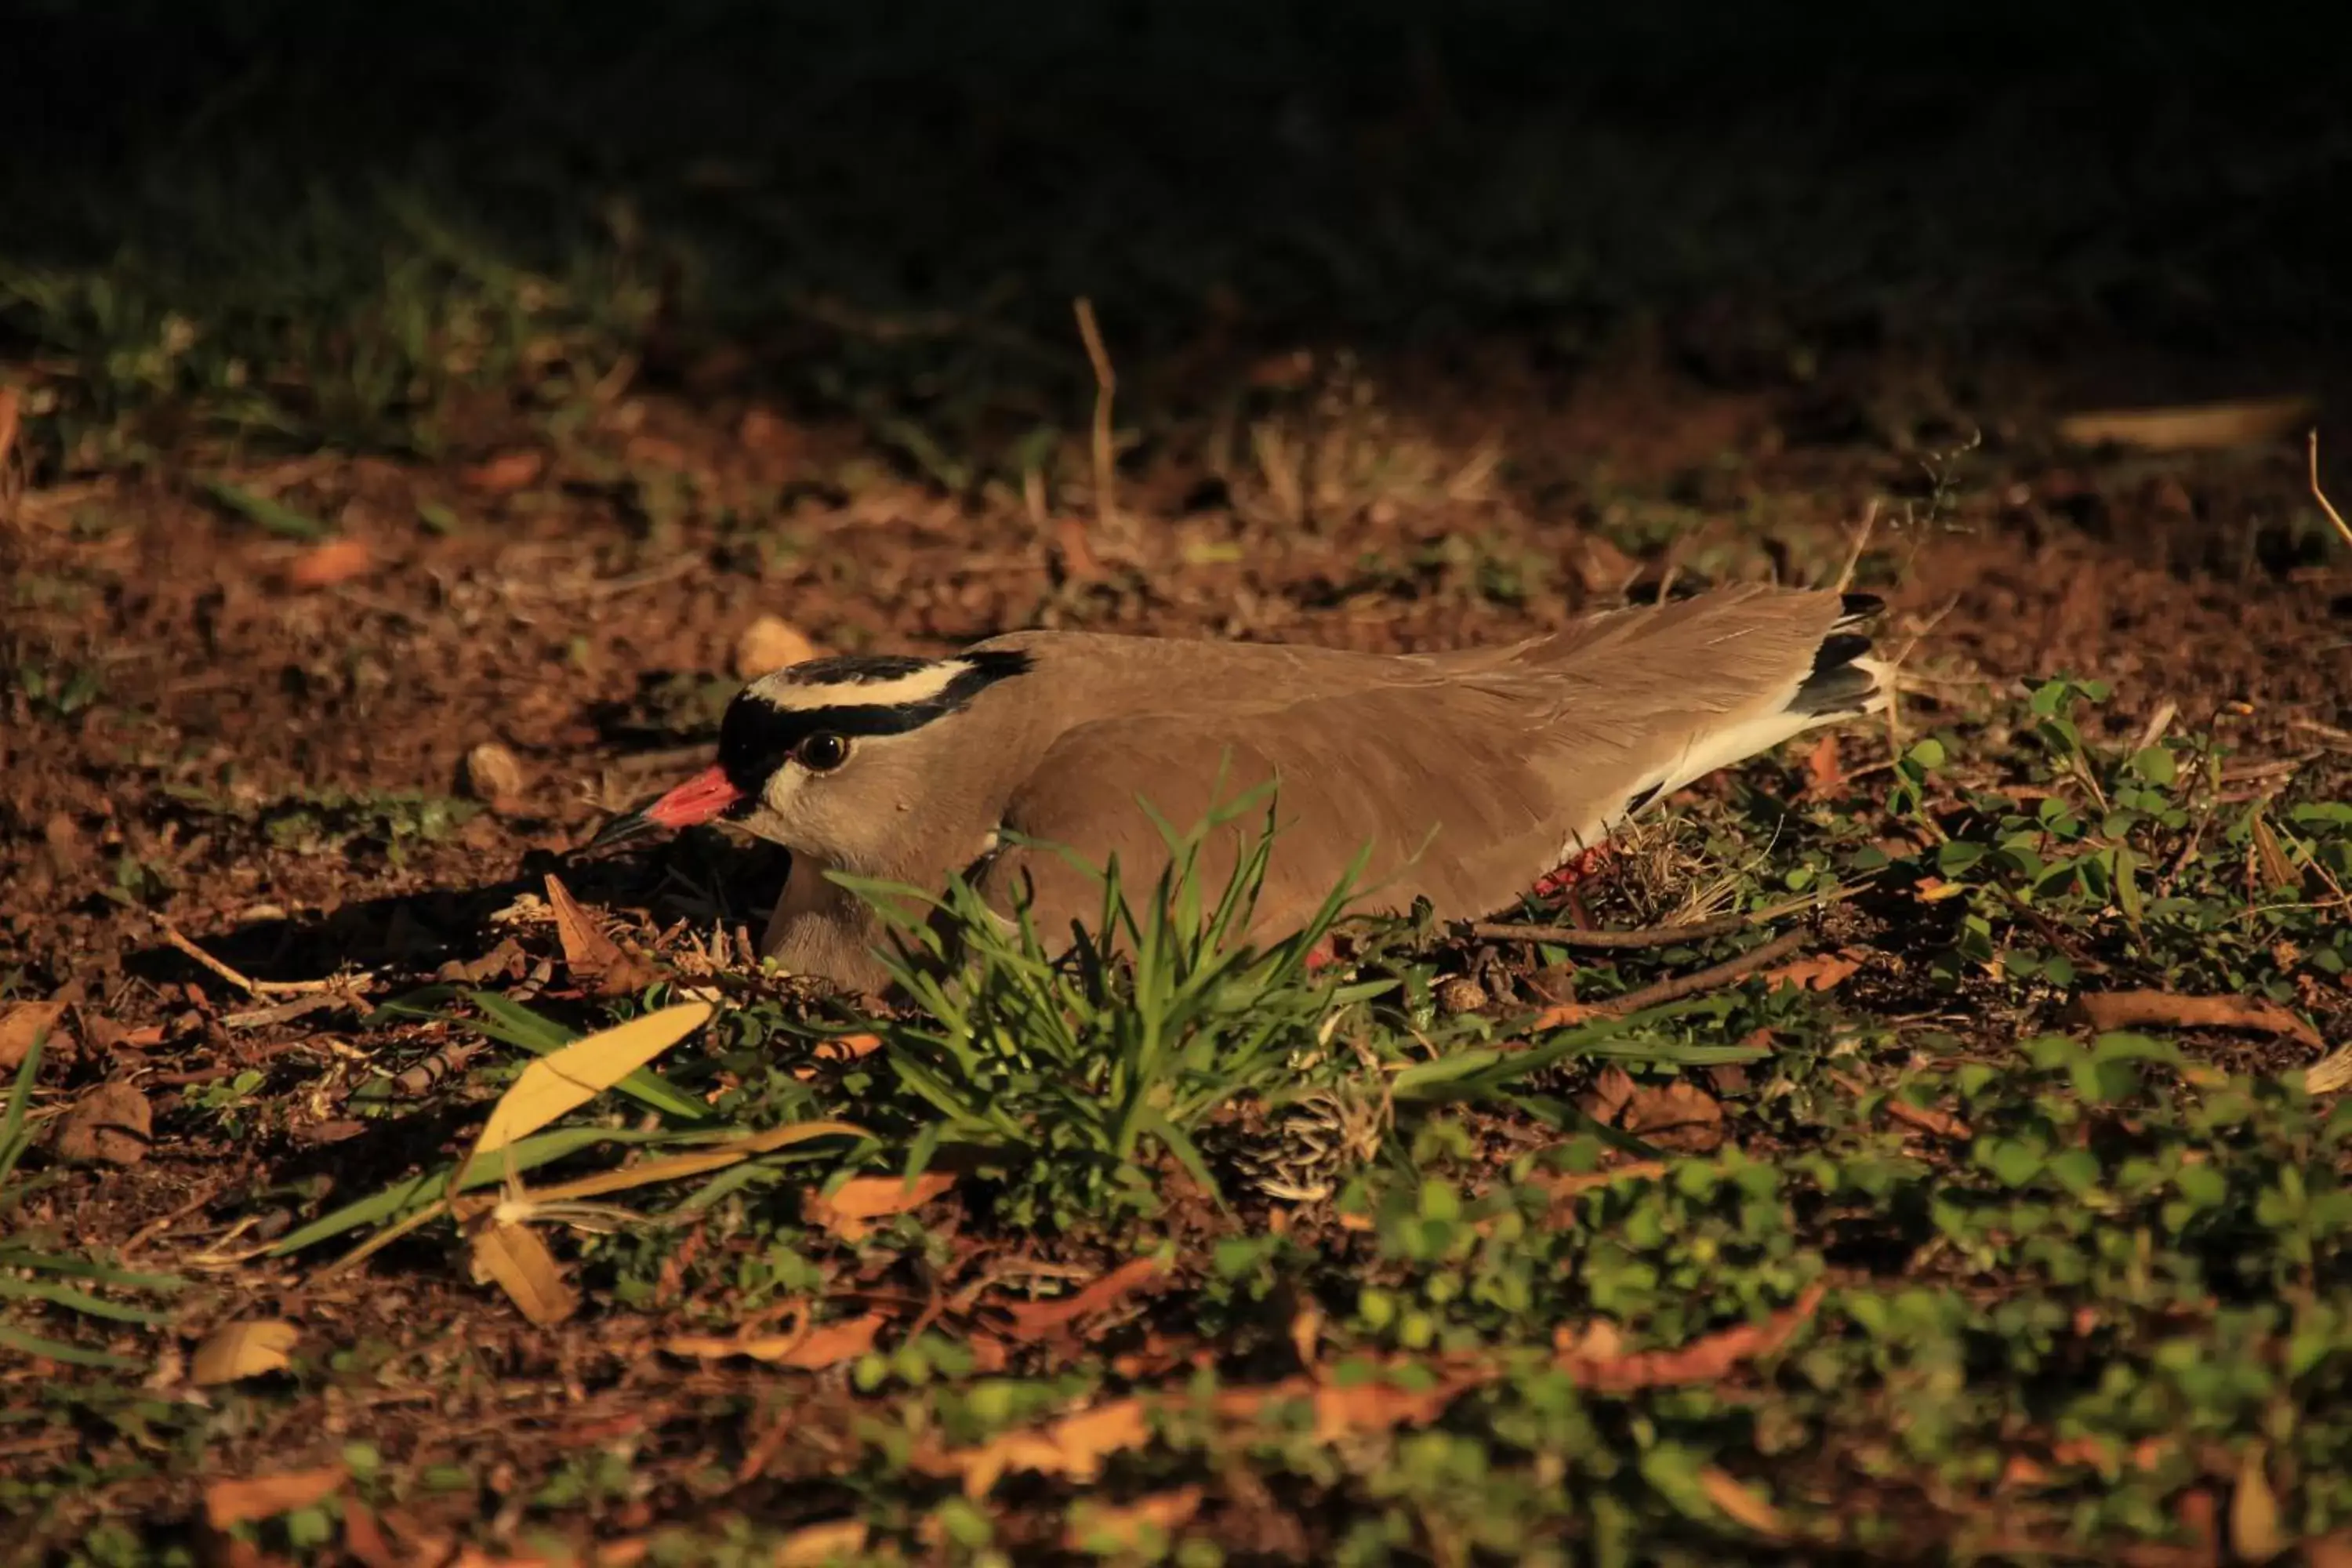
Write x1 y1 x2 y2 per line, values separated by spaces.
470 1222 579 1325
204 1464 348 1529
190 1319 300 1385
2230 1445 2285 1563
773 1519 869 1566
470 1001 711 1163
1698 1466 1788 1538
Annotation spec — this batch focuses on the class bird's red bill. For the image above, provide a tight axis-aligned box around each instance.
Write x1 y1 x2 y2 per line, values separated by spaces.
643 764 745 829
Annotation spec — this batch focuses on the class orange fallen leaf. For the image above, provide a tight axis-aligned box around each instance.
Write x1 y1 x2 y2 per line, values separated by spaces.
0 384 20 472
664 1311 884 1368
1066 1487 1205 1552
1699 1466 1788 1537
1763 951 1862 993
805 1171 956 1241
1530 1000 1602 1029
1055 515 1103 583
1827 1070 1972 1140
1581 1064 1637 1124
205 1464 349 1530
1002 1256 1167 1340
1800 731 1845 797
1559 1283 1824 1391
1210 1373 1466 1442
461 449 546 493
1535 1160 1669 1210
284 537 374 590
953 1398 1152 1498
774 1520 870 1566
341 1500 398 1568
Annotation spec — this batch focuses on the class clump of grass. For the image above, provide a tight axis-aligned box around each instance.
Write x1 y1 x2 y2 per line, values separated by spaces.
833 793 1396 1229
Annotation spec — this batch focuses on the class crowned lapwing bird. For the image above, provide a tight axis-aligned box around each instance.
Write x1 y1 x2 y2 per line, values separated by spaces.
596 583 1889 993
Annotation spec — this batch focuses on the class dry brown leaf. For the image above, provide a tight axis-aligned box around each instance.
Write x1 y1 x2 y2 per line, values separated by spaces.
1581 1064 1637 1124
2230 1445 2285 1564
283 537 374 590
1530 1000 1602 1029
2249 810 2300 893
469 1000 711 1162
1699 1466 1788 1537
204 1464 349 1530
2058 395 2316 452
737 407 804 460
55 1080 151 1166
1620 1081 1725 1152
0 1000 67 1071
1054 515 1104 583
1002 1256 1167 1340
773 1519 870 1566
2074 990 2324 1051
732 615 818 681
1210 1374 1465 1441
469 1221 579 1325
1559 1283 1824 1391
191 1319 300 1385
0 384 20 471
461 449 546 492
541 873 662 996
2306 1532 2352 1568
1066 1487 1205 1552
1763 951 1863 993
953 1398 1152 1498
804 1171 956 1241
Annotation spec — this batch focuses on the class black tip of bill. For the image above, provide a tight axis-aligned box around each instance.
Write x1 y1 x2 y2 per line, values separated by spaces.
585 808 658 852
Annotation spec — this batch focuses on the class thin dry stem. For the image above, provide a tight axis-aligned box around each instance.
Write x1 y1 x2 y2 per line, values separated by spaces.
1073 297 1122 544
2310 429 2352 552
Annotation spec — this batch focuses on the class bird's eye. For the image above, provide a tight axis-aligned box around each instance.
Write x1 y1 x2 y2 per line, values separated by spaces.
793 732 850 772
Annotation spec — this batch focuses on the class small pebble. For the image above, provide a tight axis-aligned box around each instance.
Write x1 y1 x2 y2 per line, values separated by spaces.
733 615 818 681
461 742 528 805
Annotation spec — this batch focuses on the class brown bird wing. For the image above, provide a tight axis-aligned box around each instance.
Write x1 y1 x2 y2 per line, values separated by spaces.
975 585 1884 945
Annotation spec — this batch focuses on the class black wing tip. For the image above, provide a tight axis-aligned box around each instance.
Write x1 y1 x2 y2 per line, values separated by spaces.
1835 591 1884 626
1790 619 1883 717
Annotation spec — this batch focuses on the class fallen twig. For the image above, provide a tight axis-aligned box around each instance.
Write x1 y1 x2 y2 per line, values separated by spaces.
2074 990 2325 1052
1601 928 1811 1014
1468 880 1866 952
160 924 347 998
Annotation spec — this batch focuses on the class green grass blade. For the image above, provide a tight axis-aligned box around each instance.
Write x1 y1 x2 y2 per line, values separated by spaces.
269 1125 666 1254
0 1278 176 1325
0 1322 142 1370
201 477 332 540
0 1026 47 1193
0 1251 184 1292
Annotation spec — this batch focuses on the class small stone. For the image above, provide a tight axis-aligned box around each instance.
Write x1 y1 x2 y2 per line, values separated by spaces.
460 742 528 805
733 615 818 681
56 1080 151 1167
1436 976 1489 1015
